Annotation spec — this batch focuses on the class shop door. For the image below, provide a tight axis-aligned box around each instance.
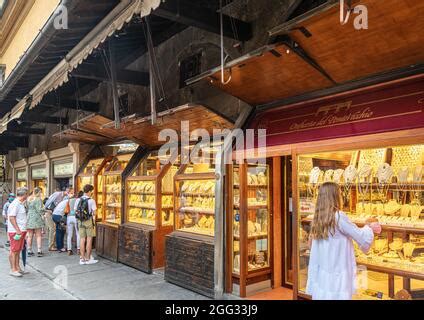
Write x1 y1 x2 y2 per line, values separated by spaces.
55 178 71 191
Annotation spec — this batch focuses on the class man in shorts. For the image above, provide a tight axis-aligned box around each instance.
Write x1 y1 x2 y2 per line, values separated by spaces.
74 184 98 265
8 187 29 277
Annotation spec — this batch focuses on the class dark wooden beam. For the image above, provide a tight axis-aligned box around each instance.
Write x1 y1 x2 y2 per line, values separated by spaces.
0 136 28 148
71 66 150 86
117 23 188 69
6 127 46 135
0 139 17 150
152 0 252 41
20 115 69 125
40 96 100 113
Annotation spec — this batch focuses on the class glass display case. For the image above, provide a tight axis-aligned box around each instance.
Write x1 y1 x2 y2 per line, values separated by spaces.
297 144 424 300
228 161 272 297
76 157 112 221
126 150 179 227
174 144 221 237
102 153 133 224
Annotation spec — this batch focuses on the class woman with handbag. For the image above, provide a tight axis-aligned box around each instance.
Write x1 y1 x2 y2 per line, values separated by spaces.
52 190 73 253
26 188 45 257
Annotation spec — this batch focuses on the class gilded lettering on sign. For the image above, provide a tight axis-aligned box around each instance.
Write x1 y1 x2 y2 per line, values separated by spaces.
290 105 374 131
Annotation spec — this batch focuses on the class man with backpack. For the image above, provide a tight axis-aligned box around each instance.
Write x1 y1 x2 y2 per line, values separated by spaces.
74 184 98 265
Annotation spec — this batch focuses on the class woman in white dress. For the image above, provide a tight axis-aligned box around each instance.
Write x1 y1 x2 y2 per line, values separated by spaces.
306 182 382 300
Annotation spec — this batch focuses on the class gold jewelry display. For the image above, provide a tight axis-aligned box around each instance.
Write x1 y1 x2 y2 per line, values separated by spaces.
333 169 344 183
358 163 372 202
343 165 357 204
384 199 401 215
308 167 321 199
358 148 386 173
376 163 393 201
323 169 334 182
403 243 415 259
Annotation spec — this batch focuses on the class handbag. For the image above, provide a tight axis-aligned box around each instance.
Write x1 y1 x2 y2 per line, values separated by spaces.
45 201 56 211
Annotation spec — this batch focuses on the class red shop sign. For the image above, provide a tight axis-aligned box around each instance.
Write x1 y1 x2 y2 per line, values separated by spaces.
250 78 424 147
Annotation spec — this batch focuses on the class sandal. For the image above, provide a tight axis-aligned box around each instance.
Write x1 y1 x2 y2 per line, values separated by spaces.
37 251 43 257
27 251 34 257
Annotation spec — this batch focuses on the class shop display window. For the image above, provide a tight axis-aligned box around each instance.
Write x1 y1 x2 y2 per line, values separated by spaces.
126 150 179 227
297 144 424 299
77 158 111 221
174 143 222 237
103 154 132 224
231 162 271 276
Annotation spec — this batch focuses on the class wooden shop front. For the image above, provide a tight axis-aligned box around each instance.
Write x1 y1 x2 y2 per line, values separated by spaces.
56 104 234 294
219 74 422 301
111 104 234 297
187 0 424 299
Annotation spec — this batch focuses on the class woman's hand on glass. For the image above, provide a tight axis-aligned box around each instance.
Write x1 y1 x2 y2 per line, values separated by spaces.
369 222 382 234
365 217 381 234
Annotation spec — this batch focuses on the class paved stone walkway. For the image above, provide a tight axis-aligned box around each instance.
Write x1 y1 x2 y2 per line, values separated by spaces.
0 229 209 300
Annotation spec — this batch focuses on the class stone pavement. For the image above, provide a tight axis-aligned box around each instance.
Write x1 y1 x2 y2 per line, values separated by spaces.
0 229 209 300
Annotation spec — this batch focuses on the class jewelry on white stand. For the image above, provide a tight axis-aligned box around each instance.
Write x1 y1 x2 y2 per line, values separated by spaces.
343 165 357 205
411 165 423 206
358 163 372 202
397 166 409 203
376 163 393 202
308 167 321 199
333 169 344 184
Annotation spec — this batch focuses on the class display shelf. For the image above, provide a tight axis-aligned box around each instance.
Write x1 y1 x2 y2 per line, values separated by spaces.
125 150 179 228
174 161 217 237
301 217 424 235
76 157 113 221
178 207 215 215
234 233 268 240
102 153 133 225
301 250 424 281
229 162 272 298
357 261 424 280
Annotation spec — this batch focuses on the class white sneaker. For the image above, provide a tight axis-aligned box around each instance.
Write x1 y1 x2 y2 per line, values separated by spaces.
10 271 22 277
19 269 29 275
85 259 98 265
79 259 86 265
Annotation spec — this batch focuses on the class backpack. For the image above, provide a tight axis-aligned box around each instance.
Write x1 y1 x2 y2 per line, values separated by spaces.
76 198 92 221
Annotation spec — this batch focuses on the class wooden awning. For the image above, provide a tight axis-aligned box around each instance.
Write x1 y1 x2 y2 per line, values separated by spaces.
53 114 128 145
189 0 424 107
54 104 234 146
278 0 424 84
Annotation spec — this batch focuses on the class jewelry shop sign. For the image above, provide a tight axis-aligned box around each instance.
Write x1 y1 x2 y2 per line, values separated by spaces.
54 162 74 177
32 167 47 179
251 78 424 147
17 170 27 181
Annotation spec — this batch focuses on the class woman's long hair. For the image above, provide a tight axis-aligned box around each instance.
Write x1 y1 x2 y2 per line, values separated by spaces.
311 182 342 240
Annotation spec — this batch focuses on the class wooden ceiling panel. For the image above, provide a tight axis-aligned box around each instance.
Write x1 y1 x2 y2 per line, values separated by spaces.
288 0 424 83
207 44 334 105
118 104 234 146
54 104 234 146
